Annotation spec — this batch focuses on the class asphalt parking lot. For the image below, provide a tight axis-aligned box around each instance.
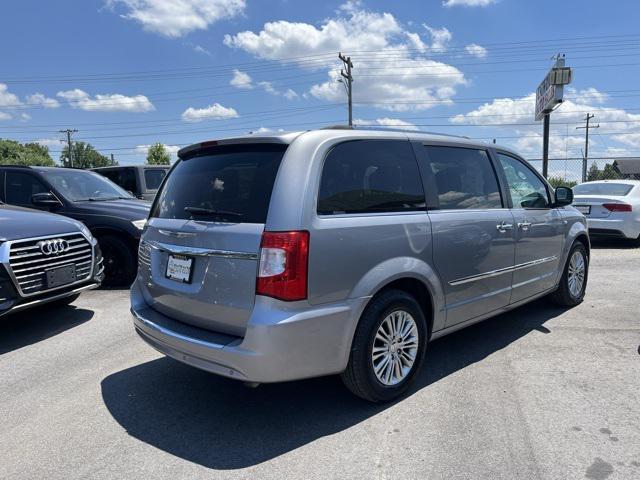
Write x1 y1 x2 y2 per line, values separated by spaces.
1 241 638 480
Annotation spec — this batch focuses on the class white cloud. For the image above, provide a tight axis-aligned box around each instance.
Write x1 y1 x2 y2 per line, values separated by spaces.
450 87 640 158
611 133 640 149
181 102 238 122
224 4 466 111
0 83 22 108
424 25 452 51
0 112 11 121
230 70 298 99
19 113 31 121
355 117 419 130
192 44 211 56
283 89 299 100
106 0 246 38
34 138 63 148
56 89 155 112
443 0 497 7
26 93 60 108
258 81 277 95
135 143 180 157
230 69 253 89
465 43 487 58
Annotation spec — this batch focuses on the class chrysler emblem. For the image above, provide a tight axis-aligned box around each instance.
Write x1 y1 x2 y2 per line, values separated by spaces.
38 238 70 255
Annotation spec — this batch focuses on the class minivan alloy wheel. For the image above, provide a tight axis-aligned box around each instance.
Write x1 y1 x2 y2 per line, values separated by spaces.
567 250 586 298
372 309 419 386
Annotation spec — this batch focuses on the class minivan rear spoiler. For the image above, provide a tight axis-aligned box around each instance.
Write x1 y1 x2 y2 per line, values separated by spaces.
178 134 300 160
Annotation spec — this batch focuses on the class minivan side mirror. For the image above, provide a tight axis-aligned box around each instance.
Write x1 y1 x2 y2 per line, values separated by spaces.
31 192 62 208
554 187 573 207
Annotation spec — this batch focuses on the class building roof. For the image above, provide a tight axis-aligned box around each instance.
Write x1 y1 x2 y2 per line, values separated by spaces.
614 158 640 174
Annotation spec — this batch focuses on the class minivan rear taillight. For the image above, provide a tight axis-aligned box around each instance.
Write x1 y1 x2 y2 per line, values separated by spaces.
603 203 632 212
256 231 309 301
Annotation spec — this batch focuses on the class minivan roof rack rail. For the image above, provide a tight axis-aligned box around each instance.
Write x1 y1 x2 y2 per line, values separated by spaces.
345 125 469 139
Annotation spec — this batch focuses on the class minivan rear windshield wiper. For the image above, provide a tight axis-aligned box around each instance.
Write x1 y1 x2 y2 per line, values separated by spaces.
184 206 244 219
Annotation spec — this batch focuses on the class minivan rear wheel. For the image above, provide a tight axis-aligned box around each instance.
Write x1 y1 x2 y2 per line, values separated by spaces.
341 289 427 402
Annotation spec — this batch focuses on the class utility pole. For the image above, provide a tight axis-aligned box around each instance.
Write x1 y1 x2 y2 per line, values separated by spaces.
339 52 353 127
576 113 599 182
110 153 115 165
59 129 78 168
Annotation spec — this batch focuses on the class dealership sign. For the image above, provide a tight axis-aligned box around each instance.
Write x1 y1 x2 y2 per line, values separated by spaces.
535 64 572 121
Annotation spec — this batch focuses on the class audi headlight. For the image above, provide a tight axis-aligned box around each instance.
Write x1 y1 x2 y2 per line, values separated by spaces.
132 219 147 230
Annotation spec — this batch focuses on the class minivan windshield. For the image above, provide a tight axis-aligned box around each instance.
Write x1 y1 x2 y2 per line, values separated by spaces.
150 144 286 223
42 169 133 202
573 182 634 196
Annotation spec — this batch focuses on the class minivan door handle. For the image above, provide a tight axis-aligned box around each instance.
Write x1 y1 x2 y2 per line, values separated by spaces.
496 221 514 233
517 221 532 231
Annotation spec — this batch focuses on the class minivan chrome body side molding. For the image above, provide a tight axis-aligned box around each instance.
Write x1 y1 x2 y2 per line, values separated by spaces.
448 256 558 286
145 240 259 261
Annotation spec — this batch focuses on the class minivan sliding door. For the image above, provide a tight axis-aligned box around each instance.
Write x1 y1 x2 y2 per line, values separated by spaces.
419 145 516 328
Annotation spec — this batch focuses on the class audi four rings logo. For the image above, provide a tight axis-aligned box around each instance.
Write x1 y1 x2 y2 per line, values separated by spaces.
38 239 70 255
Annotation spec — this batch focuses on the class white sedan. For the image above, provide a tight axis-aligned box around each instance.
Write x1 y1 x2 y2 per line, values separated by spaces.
572 180 640 243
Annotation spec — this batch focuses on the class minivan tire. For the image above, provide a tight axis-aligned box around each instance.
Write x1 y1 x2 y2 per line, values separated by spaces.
98 235 136 287
550 242 588 307
341 289 428 402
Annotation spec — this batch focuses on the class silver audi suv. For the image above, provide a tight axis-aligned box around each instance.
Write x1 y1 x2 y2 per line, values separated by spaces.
131 128 588 402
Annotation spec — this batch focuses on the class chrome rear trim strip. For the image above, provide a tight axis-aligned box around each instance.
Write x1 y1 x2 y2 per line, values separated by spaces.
145 240 258 260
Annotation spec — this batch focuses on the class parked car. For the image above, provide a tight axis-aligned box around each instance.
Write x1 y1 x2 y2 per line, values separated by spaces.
130 128 588 402
92 165 170 201
0 202 103 317
0 166 150 286
572 180 640 243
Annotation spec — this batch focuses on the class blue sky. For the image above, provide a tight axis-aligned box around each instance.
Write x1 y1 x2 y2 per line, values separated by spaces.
1 0 640 177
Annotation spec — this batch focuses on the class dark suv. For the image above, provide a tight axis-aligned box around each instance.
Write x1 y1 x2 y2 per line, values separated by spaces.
0 166 150 286
1 202 103 316
93 165 170 201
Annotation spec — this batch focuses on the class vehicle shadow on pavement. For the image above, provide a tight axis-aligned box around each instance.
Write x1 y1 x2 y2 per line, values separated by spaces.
0 305 94 355
100 299 565 470
590 238 638 249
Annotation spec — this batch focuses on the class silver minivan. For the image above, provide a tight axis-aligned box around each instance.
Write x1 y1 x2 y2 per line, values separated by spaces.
131 128 588 402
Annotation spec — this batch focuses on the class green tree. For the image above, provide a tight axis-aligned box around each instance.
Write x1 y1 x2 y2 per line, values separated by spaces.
587 162 601 181
60 141 117 169
146 143 171 165
0 139 56 166
586 162 622 181
601 163 622 180
547 176 577 188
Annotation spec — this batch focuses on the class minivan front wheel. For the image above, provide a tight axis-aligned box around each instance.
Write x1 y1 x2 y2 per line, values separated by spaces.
551 242 588 306
341 290 427 402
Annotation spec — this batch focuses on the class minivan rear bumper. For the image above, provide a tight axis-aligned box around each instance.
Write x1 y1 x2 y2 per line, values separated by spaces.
131 281 367 383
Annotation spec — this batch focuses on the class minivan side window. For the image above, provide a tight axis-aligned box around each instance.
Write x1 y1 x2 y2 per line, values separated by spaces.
497 153 550 209
317 140 425 215
422 146 502 210
5 172 49 206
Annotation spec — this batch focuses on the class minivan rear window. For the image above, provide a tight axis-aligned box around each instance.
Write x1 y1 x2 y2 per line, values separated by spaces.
572 182 634 196
150 144 286 223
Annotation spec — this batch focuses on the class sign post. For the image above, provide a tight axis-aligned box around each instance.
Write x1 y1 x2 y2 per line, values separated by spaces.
535 55 572 178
